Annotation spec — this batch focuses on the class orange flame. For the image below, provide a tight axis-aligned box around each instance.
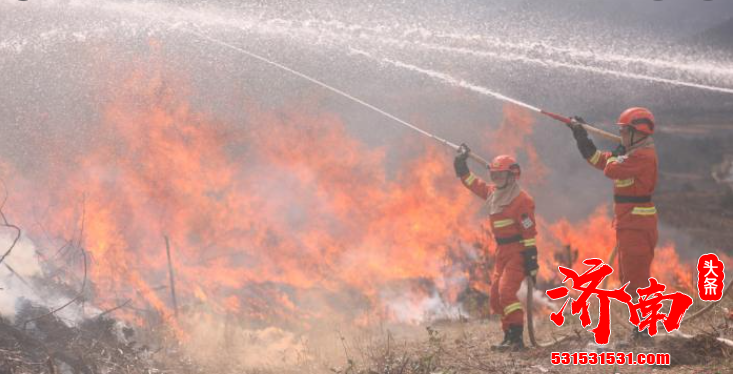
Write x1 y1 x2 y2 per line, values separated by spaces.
1 49 694 336
541 205 693 292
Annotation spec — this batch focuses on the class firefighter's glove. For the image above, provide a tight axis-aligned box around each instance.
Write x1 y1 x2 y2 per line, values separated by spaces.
566 116 588 137
454 143 471 178
567 116 597 160
522 247 539 282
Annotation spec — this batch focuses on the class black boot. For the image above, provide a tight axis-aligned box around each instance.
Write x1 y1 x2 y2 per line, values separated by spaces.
496 325 525 352
490 329 511 351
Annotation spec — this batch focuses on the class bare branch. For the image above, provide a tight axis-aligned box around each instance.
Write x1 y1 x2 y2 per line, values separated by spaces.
685 277 733 324
95 299 132 320
0 179 22 267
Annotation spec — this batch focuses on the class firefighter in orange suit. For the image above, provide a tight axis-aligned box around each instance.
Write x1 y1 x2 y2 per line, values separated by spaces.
454 145 539 351
567 107 658 342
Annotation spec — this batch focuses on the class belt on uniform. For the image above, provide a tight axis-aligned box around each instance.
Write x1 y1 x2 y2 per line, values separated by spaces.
614 195 652 204
496 234 523 246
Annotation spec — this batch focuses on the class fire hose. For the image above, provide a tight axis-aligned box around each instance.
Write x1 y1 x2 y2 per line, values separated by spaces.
152 16 624 346
526 276 539 347
686 277 733 323
176 29 618 347
525 245 618 348
157 21 619 166
526 276 574 348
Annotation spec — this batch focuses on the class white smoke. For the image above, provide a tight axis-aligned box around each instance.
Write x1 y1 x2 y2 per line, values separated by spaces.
380 288 467 324
0 233 43 319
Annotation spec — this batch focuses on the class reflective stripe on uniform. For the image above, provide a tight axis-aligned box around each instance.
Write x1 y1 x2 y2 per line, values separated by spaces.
464 173 477 186
606 156 618 165
614 178 635 188
504 302 523 316
631 206 657 216
589 150 601 165
522 238 536 247
493 219 515 228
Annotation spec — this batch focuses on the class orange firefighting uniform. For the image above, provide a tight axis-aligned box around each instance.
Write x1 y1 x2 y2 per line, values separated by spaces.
585 146 658 297
460 172 537 330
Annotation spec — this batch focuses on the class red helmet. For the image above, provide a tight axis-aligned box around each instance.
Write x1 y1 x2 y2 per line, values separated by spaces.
489 155 520 178
617 107 655 135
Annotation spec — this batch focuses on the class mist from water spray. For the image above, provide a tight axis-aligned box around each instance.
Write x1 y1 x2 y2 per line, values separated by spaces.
243 15 733 91
350 48 542 111
0 3 727 366
168 22 463 152
4 1 732 97
169 5 733 95
352 40 733 95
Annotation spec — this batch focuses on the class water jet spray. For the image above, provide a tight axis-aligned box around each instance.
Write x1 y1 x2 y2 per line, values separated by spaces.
130 11 620 169
350 50 622 143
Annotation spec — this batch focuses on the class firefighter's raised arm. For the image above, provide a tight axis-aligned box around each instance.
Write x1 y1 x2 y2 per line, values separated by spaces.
567 116 607 170
568 117 629 172
454 143 493 200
